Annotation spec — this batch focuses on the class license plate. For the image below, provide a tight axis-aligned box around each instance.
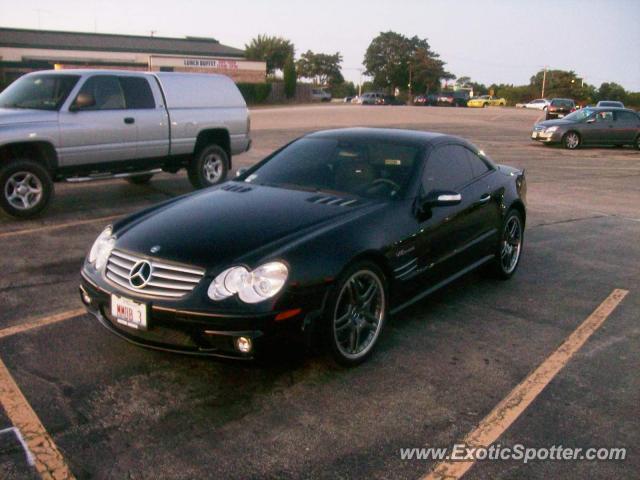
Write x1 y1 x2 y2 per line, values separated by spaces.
557 114 564 118
111 295 148 330
531 132 539 139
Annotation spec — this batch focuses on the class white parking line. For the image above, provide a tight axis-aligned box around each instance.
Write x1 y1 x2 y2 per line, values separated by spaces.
422 288 629 480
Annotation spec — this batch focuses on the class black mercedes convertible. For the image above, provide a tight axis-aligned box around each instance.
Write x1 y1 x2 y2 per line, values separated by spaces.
80 128 527 365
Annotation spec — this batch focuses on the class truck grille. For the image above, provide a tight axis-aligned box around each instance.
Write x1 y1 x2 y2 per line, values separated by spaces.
105 249 205 299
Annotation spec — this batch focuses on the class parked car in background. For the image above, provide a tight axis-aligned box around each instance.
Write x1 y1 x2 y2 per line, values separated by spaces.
413 95 428 106
545 98 576 119
375 95 405 106
311 88 332 102
531 107 640 149
467 95 507 108
0 69 251 218
516 99 550 110
80 128 527 365
358 92 385 105
434 91 469 107
596 100 624 108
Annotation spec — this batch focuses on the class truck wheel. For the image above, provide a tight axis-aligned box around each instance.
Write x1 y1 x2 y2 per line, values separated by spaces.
0 160 53 219
188 144 229 189
125 174 154 185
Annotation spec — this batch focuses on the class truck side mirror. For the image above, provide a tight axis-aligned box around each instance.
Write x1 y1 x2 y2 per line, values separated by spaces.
70 93 95 111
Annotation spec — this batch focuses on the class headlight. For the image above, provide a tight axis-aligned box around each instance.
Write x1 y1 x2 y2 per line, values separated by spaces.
208 261 288 304
545 126 558 133
88 226 115 271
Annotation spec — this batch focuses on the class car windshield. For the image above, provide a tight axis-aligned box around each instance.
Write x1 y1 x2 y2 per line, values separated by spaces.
240 137 422 200
0 74 80 111
563 108 593 122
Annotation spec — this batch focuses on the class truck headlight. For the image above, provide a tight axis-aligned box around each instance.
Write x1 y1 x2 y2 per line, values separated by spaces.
208 261 288 304
88 226 116 271
545 126 558 133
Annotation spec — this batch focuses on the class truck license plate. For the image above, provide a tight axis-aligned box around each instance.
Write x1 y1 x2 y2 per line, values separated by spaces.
111 295 148 330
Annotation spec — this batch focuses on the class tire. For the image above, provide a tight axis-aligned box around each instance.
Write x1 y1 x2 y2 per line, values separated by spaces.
0 159 53 219
634 135 640 150
125 174 154 185
187 144 229 189
489 209 524 279
324 260 388 366
483 103 488 108
542 106 547 111
562 131 581 150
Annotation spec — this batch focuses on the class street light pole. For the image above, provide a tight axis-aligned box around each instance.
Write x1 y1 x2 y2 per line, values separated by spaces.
541 66 548 98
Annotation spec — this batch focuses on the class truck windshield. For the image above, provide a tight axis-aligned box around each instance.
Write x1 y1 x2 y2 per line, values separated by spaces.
0 74 80 111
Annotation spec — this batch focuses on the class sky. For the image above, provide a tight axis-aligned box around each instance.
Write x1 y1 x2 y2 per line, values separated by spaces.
1 0 638 91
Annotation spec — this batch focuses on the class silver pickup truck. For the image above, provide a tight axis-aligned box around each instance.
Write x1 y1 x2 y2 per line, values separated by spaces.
0 69 251 218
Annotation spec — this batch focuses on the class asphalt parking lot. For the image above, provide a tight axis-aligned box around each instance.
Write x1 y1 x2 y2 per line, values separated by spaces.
1 105 638 479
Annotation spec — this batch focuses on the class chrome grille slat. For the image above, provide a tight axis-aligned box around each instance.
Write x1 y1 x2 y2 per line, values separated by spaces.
105 249 205 299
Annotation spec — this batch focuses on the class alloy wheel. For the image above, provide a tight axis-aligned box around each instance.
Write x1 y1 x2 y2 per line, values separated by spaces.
564 132 580 149
4 171 43 210
501 215 522 274
203 154 224 184
333 270 385 360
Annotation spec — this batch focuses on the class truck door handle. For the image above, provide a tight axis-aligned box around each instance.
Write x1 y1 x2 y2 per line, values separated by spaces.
478 194 491 204
124 117 135 124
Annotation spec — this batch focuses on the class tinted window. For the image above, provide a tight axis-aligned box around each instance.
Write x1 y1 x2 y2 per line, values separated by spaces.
76 76 125 110
0 74 79 110
243 138 422 200
464 148 491 177
422 145 473 193
119 77 155 109
595 111 613 122
616 111 639 123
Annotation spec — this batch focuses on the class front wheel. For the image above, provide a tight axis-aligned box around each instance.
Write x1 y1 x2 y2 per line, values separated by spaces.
188 144 229 189
489 210 524 279
634 135 640 150
0 160 53 219
325 261 388 366
562 131 581 149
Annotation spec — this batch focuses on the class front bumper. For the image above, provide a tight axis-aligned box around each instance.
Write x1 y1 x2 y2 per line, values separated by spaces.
80 271 325 360
531 130 562 143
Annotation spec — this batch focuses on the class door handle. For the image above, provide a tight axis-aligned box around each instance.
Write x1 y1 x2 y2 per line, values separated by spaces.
478 193 491 204
124 117 135 124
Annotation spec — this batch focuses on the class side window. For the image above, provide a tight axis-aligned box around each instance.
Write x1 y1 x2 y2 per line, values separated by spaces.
617 111 638 123
76 76 125 110
596 111 613 122
119 77 155 109
464 148 491 177
422 145 473 193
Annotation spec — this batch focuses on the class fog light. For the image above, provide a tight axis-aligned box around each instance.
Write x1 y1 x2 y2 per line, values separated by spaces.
235 336 252 353
80 287 92 306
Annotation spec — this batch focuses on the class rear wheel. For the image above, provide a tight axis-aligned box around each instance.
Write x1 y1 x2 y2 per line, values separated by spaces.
125 174 153 185
483 103 488 108
324 261 388 366
188 144 229 189
0 159 53 219
562 131 581 149
635 135 640 150
489 209 524 279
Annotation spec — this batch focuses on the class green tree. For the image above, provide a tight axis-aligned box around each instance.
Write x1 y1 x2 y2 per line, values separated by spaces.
597 82 627 102
245 34 295 75
296 51 344 86
363 31 452 93
283 54 297 99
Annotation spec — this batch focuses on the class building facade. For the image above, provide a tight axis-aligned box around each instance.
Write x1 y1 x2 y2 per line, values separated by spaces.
0 27 267 87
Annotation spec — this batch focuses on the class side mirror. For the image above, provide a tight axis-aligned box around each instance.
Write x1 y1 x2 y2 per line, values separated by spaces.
70 92 95 111
235 167 249 177
422 190 462 208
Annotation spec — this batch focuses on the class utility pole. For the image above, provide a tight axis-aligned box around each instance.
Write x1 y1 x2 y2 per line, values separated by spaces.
541 66 548 98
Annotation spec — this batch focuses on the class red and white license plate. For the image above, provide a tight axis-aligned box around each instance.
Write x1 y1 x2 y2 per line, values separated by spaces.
111 295 148 330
